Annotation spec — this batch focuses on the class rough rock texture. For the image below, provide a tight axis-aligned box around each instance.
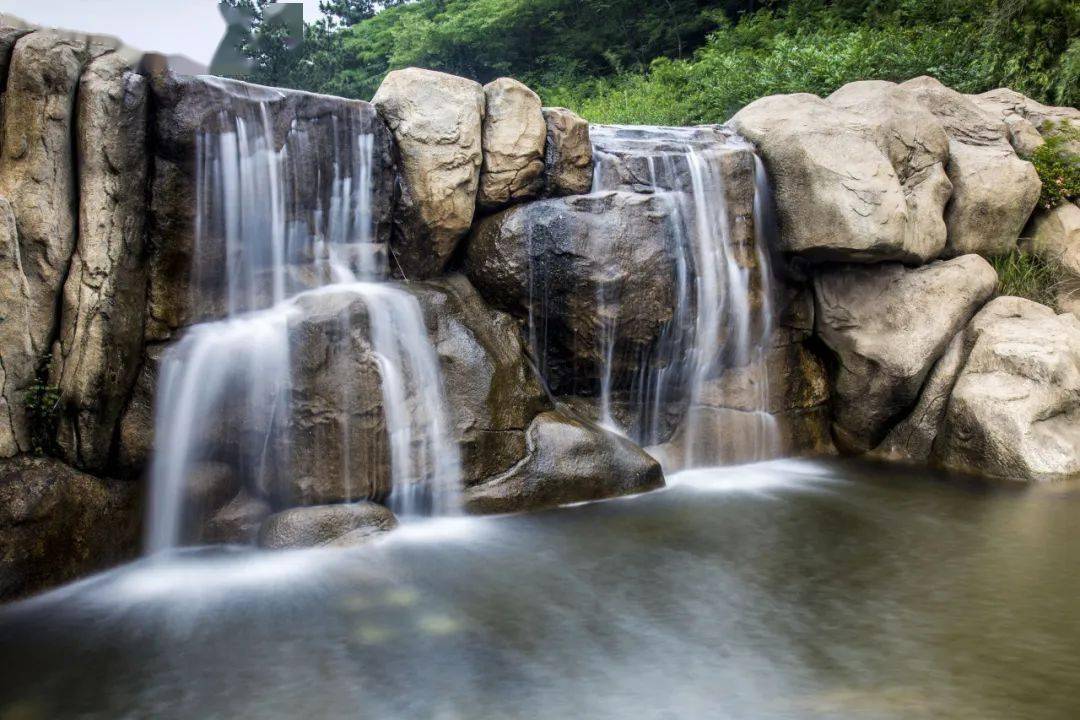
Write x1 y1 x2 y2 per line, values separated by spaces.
115 343 162 475
900 76 1041 257
463 411 664 514
827 80 953 260
541 107 592 196
372 68 484 278
972 88 1080 154
731 93 935 262
934 298 1080 482
411 274 548 484
466 191 679 392
1023 203 1080 315
478 78 546 209
145 71 395 339
203 489 271 544
0 30 115 361
257 502 397 549
814 254 997 452
0 196 32 457
0 456 139 600
53 52 148 471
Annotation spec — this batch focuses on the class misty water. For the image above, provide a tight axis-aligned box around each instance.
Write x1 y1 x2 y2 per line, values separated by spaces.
3 459 1079 720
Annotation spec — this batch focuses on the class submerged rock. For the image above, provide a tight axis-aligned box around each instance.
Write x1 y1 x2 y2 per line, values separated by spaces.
463 411 664 514
257 502 397 549
0 456 139 600
478 77 546 209
934 297 1080 482
899 76 1041 258
372 67 484 278
541 107 592 196
813 254 997 452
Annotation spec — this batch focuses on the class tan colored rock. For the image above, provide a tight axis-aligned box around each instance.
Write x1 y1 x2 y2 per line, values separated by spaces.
730 93 928 262
827 80 953 261
53 53 148 471
813 254 998 452
257 502 397 549
0 30 115 361
542 106 592 196
478 77 546 209
372 68 484 278
463 411 664 514
972 87 1080 153
934 297 1080 482
1024 203 1080 276
0 196 31 457
900 76 1041 257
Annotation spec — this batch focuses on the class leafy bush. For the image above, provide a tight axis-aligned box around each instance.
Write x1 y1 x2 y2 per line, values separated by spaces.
991 250 1067 307
1025 121 1080 211
23 354 60 457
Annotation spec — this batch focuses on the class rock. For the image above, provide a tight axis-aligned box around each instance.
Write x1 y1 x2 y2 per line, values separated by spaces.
478 78 546 209
0 21 32 95
202 489 271 544
731 93 935 263
972 87 1080 152
53 52 149 471
257 502 397 549
145 71 394 339
410 274 548 484
1023 203 1080 276
934 298 1080 482
542 107 592 196
827 80 953 261
115 343 163 475
465 191 679 393
0 30 116 361
372 68 484 278
813 254 997 452
899 76 1041 257
184 461 240 513
0 196 32 457
463 411 664 514
0 456 139 600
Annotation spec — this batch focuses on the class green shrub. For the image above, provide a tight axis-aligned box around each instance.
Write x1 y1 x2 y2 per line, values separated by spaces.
991 250 1067 307
23 354 60 457
1026 121 1080 211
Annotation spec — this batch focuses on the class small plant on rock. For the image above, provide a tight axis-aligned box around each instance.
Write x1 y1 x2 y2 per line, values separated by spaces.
991 250 1066 307
1025 120 1080 211
23 354 61 457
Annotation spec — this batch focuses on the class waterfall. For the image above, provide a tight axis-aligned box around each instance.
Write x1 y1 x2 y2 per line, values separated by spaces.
146 98 460 553
584 125 779 467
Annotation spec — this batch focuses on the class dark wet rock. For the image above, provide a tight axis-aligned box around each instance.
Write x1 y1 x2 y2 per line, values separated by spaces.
463 411 664 514
203 489 271 544
257 502 397 549
0 456 139 600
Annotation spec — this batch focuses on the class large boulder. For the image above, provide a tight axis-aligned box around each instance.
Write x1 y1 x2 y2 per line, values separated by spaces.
813 254 997 452
0 456 139 600
0 196 32 457
477 78 546 209
899 76 1041 257
934 298 1080 482
465 191 679 393
730 93 935 263
53 52 149 471
827 80 953 260
541 107 592 196
372 67 484 278
463 411 664 514
971 88 1080 154
257 502 397 549
145 71 394 339
0 30 115 360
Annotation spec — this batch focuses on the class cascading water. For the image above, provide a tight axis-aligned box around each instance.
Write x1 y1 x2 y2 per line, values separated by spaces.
146 92 460 553
581 125 779 467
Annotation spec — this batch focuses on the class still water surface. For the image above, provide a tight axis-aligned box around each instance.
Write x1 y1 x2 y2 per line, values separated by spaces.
1 459 1078 719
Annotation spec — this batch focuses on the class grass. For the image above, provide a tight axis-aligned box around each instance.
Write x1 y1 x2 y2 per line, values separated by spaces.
991 250 1068 307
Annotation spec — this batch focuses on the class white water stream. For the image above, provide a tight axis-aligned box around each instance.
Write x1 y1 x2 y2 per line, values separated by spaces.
146 99 460 553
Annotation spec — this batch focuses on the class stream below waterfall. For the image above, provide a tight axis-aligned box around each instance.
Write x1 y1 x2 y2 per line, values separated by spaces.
3 459 1079 719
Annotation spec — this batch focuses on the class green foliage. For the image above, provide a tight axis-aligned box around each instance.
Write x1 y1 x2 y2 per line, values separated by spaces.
1025 121 1080 211
991 250 1067 307
23 354 60 457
